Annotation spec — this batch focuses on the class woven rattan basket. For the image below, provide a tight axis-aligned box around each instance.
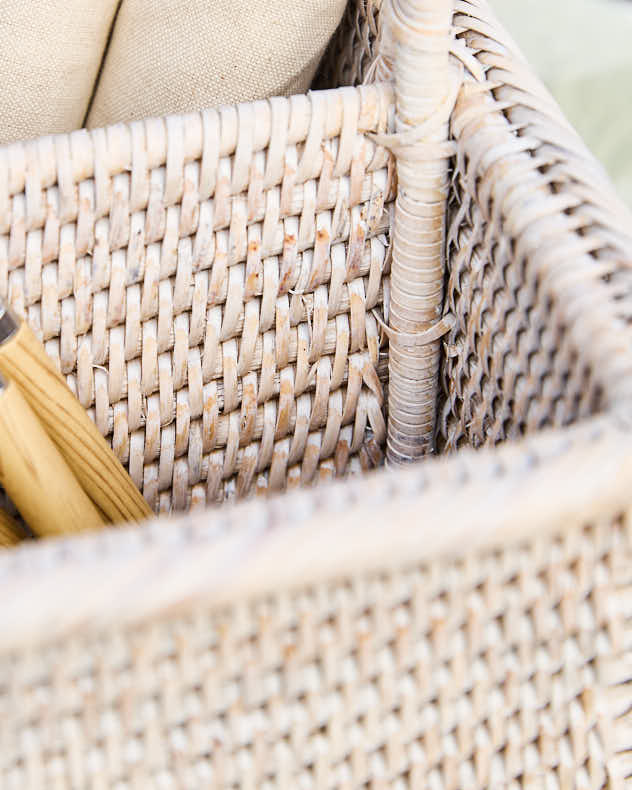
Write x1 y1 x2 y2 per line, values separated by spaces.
2 0 632 786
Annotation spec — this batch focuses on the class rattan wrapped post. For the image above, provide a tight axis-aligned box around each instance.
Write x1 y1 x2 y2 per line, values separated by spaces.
385 0 455 465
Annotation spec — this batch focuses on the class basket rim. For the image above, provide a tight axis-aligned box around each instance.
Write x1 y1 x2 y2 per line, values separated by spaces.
0 411 630 653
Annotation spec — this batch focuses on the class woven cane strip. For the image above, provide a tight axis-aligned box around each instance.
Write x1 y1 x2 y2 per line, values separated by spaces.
0 84 397 511
1 503 629 787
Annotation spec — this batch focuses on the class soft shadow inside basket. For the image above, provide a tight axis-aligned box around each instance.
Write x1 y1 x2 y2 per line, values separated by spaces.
4 1 604 521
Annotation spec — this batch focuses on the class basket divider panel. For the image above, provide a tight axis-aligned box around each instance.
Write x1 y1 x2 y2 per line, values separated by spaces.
385 0 457 465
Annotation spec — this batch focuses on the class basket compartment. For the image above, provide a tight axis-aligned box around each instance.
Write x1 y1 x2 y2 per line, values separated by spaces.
0 85 397 513
1 0 630 519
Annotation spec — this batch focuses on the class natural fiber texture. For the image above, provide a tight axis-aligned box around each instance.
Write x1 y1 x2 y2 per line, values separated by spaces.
0 0 119 144
381 0 455 464
437 2 632 448
87 0 348 129
1 410 631 647
2 0 632 786
2 85 394 510
1 415 632 785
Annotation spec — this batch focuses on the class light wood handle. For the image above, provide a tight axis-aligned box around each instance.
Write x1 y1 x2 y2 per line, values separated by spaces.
0 508 26 547
0 380 106 536
0 322 152 524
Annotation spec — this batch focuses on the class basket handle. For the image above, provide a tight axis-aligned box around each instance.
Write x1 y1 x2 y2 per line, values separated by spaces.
384 0 456 465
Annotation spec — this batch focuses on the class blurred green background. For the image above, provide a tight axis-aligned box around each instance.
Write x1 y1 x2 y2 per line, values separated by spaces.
492 0 632 207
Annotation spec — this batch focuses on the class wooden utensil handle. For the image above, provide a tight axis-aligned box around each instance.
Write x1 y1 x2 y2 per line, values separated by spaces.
0 322 153 524
0 380 106 536
0 508 26 547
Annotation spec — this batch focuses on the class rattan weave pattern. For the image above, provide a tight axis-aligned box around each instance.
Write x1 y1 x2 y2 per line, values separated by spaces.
319 0 632 457
2 0 632 787
435 1 632 449
439 220 602 451
1 503 629 787
0 85 396 512
440 187 604 450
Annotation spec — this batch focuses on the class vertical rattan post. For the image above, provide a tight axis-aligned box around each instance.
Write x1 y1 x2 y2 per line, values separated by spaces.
386 0 454 466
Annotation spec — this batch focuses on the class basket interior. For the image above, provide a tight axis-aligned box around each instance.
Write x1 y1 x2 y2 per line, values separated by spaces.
316 0 605 456
437 185 603 452
0 3 629 785
0 0 609 523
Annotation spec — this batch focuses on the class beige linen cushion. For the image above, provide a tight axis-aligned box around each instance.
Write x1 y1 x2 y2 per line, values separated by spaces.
0 0 119 144
87 0 347 128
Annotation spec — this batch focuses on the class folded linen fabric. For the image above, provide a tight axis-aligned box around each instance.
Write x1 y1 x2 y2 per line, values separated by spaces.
87 0 347 128
0 0 119 144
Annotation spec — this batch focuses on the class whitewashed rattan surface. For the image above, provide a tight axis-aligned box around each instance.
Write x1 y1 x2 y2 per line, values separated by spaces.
2 0 632 787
